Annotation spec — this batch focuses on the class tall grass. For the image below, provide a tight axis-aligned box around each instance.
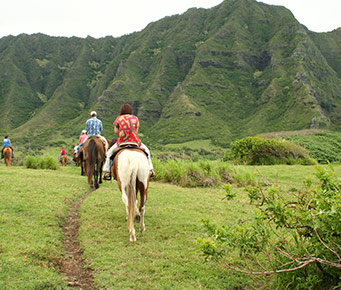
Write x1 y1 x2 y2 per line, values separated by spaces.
229 136 317 165
153 158 256 187
24 155 59 170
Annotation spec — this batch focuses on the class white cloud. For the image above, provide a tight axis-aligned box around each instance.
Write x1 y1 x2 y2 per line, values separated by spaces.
0 0 340 39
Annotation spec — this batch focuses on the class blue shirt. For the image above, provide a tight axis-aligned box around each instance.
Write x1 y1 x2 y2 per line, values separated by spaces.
3 138 10 147
85 117 103 136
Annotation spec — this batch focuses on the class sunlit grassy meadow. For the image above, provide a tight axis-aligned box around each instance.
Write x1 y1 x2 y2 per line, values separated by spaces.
0 165 89 289
0 162 340 288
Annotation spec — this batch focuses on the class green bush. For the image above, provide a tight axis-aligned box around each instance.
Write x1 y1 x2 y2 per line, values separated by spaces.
198 166 341 289
229 137 317 165
24 155 59 170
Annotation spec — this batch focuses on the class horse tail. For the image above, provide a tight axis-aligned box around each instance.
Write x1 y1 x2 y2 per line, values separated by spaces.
4 147 12 166
127 168 137 241
88 139 97 187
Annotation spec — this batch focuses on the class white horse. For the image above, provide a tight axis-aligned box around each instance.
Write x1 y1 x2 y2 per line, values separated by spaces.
112 148 150 242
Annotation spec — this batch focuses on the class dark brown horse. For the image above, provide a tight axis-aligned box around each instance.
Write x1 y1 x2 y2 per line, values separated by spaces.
112 148 150 242
3 147 12 166
82 137 105 189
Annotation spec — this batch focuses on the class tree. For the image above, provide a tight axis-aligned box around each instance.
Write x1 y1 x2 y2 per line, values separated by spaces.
198 166 341 288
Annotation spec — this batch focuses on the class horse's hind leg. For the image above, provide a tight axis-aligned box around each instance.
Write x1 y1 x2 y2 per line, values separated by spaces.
124 185 136 242
94 169 99 189
140 205 145 233
99 161 103 184
134 192 140 223
88 172 94 189
139 189 147 233
129 214 136 242
121 188 129 220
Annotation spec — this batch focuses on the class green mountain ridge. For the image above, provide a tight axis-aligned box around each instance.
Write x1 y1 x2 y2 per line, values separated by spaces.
0 0 340 149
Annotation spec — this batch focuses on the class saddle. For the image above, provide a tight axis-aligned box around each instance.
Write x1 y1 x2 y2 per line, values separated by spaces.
110 142 148 161
87 136 106 146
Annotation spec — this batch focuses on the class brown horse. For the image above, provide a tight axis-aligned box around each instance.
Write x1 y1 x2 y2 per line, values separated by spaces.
112 148 150 242
72 148 86 176
61 155 68 166
72 151 80 166
82 137 105 189
3 147 12 166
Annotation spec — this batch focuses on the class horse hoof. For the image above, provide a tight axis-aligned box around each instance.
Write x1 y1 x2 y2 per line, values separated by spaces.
135 215 140 223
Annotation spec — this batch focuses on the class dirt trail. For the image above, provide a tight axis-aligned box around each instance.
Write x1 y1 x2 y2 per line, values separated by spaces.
61 190 94 289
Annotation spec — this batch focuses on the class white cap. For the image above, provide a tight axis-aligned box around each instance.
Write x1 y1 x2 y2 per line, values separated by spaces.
81 130 87 134
90 111 97 116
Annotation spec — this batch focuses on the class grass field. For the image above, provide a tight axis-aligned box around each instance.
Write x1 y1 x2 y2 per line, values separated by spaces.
0 162 340 288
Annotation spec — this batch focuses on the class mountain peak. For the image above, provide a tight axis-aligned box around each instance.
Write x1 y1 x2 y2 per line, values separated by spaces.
0 1 340 148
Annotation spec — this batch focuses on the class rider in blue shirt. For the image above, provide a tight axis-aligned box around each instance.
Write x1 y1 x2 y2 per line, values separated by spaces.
86 111 103 135
1 135 14 159
81 111 108 154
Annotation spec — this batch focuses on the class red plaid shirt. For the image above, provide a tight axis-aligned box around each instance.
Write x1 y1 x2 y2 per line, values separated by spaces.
114 114 141 146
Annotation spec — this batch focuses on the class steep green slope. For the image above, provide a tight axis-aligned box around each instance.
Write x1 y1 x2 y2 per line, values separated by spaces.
148 0 341 144
0 0 340 150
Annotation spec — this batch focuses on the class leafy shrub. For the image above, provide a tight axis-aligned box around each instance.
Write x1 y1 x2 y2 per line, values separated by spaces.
24 155 59 170
198 166 341 289
229 137 317 165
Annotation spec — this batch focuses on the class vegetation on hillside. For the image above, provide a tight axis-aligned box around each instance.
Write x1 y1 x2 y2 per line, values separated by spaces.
0 0 340 150
285 131 341 163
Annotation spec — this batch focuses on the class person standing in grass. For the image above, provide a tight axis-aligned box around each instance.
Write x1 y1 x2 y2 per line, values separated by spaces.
103 103 155 180
1 135 14 159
